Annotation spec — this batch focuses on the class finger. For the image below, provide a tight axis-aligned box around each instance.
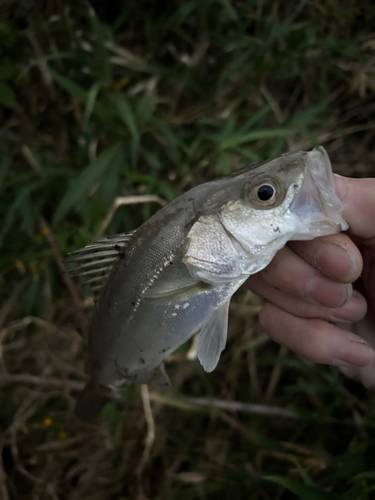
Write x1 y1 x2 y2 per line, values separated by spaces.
288 232 363 283
334 175 375 242
257 244 352 308
259 302 374 367
339 313 375 388
339 365 375 389
247 273 367 322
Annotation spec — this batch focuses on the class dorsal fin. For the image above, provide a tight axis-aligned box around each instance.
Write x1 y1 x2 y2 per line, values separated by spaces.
65 231 135 298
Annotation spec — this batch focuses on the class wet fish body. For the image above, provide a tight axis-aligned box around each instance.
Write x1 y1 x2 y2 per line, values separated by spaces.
68 147 348 420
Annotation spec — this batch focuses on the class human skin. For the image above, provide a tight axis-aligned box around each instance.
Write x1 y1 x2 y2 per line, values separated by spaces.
246 175 375 388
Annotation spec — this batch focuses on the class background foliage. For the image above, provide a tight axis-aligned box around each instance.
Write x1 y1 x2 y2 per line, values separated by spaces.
1 1 375 499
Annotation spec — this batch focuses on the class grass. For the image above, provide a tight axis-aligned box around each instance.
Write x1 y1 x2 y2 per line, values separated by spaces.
1 1 375 498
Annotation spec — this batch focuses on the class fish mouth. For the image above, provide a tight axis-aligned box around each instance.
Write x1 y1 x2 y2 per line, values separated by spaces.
289 146 349 237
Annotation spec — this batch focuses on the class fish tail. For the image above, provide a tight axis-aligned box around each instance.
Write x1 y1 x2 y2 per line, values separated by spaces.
75 381 110 422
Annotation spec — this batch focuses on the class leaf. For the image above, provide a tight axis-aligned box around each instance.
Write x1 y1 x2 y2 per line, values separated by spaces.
136 92 155 128
50 69 88 102
93 152 124 217
2 191 23 239
0 82 17 109
111 92 139 165
49 69 111 122
218 151 231 174
24 276 41 317
237 105 271 133
151 118 181 167
220 129 293 149
351 471 375 481
53 146 120 224
157 182 176 202
291 105 325 127
292 459 316 487
18 191 34 236
331 452 367 479
111 92 138 136
141 148 162 171
103 402 118 422
341 486 366 500
264 476 341 500
1 182 41 239
215 0 238 20
174 1 200 24
268 136 288 158
232 147 260 162
213 114 236 143
0 64 15 80
84 82 102 130
91 14 112 82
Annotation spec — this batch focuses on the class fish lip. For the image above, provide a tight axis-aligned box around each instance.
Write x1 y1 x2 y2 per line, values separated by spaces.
289 146 348 232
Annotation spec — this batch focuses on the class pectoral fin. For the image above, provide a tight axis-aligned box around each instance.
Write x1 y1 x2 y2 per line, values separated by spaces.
196 301 230 372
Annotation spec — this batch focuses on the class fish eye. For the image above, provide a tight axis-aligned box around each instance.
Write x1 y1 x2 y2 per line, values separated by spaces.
256 184 275 202
246 178 282 208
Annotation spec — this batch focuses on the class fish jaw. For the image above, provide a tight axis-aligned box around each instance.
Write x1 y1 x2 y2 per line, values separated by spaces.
288 147 349 240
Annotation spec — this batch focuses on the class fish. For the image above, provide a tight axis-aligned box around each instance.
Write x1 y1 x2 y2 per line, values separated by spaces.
67 146 348 421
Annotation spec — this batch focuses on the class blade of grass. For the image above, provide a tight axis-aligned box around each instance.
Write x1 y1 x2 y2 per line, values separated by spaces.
53 146 121 224
0 82 17 109
264 476 341 500
111 92 140 165
220 129 293 149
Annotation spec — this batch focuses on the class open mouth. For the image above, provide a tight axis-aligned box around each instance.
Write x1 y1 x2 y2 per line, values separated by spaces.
289 147 348 233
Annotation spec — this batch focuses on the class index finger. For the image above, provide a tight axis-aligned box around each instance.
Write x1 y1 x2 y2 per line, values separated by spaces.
288 232 362 283
334 175 375 243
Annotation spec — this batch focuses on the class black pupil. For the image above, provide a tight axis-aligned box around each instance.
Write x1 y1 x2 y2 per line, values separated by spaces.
257 184 275 201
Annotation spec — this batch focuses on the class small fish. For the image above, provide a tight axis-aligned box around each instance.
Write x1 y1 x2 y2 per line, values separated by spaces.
68 146 348 420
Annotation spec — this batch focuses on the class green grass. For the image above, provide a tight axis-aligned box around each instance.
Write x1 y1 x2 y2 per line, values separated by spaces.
1 1 375 499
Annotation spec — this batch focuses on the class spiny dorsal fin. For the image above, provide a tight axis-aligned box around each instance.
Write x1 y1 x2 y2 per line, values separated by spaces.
65 231 135 298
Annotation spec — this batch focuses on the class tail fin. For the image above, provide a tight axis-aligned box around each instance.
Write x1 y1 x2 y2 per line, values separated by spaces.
75 382 110 422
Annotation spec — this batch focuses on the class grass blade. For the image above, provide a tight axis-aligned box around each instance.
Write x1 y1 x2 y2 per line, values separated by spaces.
221 129 293 149
264 476 341 500
0 82 17 109
53 146 120 224
111 92 140 165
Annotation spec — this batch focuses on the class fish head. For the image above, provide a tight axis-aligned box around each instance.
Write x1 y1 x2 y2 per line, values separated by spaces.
213 146 348 269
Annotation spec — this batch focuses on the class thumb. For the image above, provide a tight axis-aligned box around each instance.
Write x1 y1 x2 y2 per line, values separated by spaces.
334 175 375 244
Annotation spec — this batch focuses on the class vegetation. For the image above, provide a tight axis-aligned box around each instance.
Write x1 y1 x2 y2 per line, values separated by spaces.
1 1 375 498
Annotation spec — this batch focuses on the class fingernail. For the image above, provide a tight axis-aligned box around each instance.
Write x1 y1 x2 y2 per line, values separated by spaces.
305 277 351 307
331 292 367 323
314 244 357 282
338 340 374 367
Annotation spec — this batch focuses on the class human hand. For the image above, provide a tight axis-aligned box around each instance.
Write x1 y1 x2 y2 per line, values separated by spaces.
246 175 375 388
